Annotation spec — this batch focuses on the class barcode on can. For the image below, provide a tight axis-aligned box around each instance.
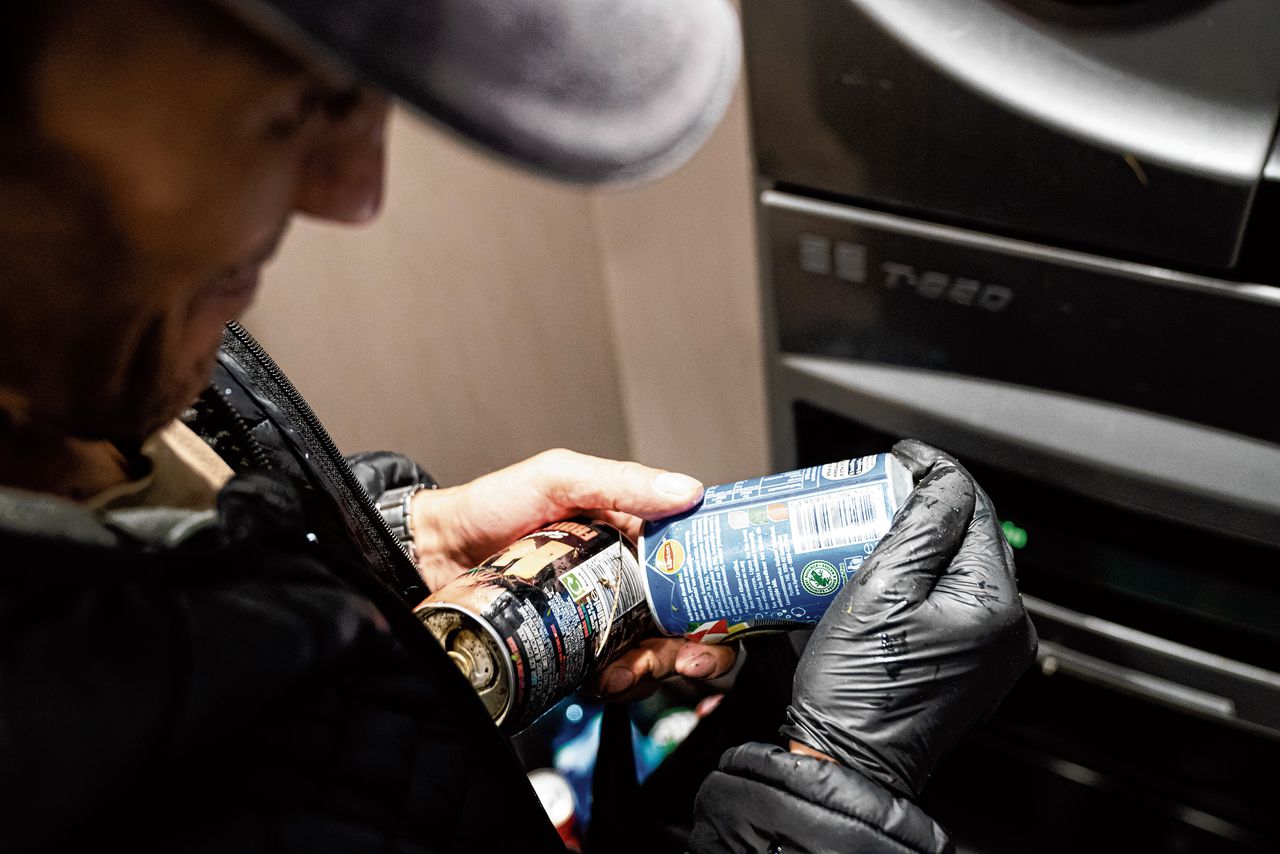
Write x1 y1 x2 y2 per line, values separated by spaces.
609 549 645 613
788 486 889 554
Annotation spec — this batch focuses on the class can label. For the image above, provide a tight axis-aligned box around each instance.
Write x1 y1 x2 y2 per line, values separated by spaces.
639 453 912 641
416 520 648 733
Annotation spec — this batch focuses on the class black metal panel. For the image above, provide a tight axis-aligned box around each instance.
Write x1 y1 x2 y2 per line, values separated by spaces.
743 0 1280 271
766 193 1280 444
750 3 1280 849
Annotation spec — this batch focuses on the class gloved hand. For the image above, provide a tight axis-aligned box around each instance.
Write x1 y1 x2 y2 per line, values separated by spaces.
781 439 1037 798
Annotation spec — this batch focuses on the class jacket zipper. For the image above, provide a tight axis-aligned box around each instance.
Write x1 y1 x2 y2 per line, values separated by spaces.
203 386 276 474
223 320 424 599
218 323 560 845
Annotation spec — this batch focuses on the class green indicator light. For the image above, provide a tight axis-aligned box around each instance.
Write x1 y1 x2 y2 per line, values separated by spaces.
1002 520 1028 550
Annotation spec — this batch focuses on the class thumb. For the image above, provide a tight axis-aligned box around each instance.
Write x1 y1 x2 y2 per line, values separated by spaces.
437 450 704 570
890 438 959 480
842 463 976 613
524 449 705 521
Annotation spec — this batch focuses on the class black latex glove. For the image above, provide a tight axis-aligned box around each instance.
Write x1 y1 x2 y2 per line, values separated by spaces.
781 439 1038 799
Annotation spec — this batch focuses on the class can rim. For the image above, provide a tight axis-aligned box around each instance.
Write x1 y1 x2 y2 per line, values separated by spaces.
417 600 518 728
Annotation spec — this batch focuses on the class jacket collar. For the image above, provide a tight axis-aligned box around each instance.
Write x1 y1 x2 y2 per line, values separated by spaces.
0 486 122 548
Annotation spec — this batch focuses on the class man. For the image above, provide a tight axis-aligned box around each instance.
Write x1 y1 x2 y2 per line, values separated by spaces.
0 1 1036 852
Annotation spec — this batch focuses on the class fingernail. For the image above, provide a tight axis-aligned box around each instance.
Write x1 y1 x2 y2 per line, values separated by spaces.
603 668 636 695
679 653 716 678
655 472 702 496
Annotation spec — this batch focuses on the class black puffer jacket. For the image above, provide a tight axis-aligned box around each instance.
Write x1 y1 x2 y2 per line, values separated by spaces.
0 323 952 853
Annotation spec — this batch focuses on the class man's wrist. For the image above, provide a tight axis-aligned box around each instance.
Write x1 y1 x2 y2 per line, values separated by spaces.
789 739 840 764
407 486 463 592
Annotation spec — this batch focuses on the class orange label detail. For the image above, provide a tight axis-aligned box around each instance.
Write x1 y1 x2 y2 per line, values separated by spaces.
544 520 598 540
656 539 686 574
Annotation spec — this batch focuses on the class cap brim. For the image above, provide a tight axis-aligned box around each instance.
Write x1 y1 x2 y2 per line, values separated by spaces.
217 0 741 186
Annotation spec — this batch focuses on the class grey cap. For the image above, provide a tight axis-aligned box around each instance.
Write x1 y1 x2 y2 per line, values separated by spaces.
217 0 741 185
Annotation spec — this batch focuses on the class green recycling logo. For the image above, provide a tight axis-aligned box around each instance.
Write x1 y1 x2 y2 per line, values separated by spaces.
800 560 841 596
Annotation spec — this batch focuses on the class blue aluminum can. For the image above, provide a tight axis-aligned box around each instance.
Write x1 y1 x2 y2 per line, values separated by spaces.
638 453 913 642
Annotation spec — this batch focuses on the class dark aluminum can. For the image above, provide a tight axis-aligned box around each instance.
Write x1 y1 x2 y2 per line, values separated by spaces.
414 519 648 733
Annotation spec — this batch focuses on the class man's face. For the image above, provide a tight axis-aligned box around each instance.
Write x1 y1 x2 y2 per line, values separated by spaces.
0 0 389 442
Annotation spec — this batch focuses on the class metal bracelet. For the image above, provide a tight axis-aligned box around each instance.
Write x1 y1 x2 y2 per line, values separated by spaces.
376 483 427 560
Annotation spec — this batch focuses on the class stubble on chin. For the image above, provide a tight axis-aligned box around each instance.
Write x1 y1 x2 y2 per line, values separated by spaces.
90 315 225 444
2 131 232 445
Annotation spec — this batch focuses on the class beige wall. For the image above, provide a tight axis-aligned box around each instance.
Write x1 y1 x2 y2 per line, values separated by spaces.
593 85 768 483
245 112 629 486
246 77 767 489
